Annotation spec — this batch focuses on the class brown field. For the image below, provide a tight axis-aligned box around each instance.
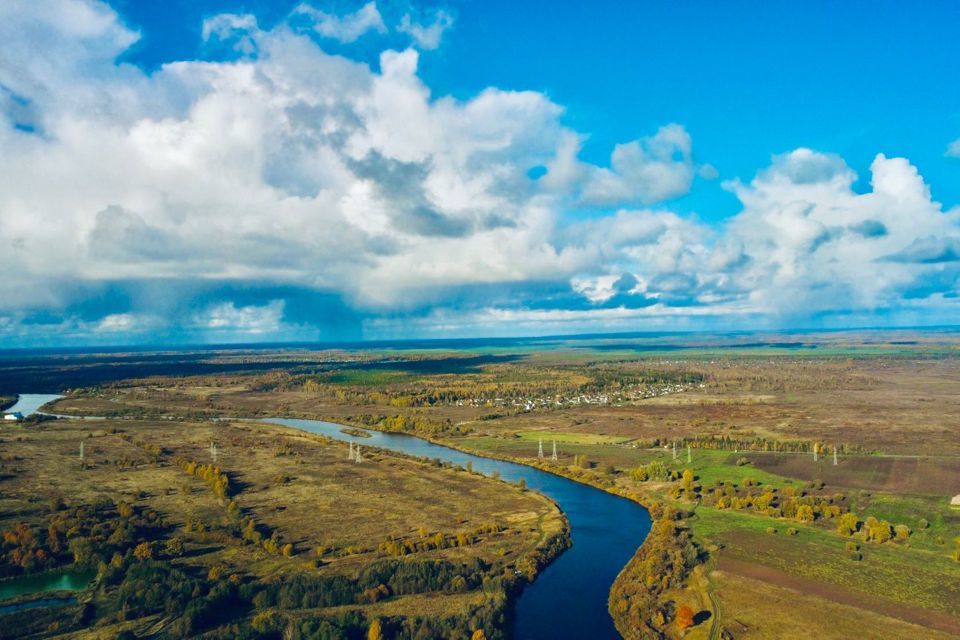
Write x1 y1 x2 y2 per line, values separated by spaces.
7 332 960 639
0 415 564 634
749 452 960 495
711 569 959 640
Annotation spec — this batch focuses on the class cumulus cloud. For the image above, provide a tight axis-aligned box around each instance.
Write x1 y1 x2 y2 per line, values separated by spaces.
397 9 454 50
542 124 698 206
0 0 958 345
293 2 386 43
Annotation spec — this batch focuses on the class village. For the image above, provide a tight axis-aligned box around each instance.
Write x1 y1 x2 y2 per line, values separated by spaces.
454 382 706 411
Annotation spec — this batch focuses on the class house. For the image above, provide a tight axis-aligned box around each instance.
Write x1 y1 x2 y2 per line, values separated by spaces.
3 412 23 421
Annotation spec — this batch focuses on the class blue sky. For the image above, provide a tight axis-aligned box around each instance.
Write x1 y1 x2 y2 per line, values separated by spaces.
1 0 959 345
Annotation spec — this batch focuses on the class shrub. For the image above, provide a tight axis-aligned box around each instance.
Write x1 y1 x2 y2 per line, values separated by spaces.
676 605 695 630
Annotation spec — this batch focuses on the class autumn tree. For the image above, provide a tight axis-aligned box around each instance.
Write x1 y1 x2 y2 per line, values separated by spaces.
471 630 487 640
837 512 859 536
681 469 695 493
368 618 385 640
133 542 153 561
676 605 695 630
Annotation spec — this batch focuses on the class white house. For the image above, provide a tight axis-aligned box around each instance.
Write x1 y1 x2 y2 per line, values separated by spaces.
2 412 23 421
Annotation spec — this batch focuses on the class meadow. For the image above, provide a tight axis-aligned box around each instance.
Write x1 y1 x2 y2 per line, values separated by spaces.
0 415 565 638
3 328 960 638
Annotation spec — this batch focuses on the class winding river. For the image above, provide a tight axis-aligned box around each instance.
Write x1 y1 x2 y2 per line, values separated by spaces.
269 418 652 640
5 396 652 638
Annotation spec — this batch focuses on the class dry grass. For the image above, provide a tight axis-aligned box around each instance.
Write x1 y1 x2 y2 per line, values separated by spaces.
0 416 562 590
711 570 959 640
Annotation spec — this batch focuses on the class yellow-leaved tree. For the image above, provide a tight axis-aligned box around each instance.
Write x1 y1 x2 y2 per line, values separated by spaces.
368 618 385 640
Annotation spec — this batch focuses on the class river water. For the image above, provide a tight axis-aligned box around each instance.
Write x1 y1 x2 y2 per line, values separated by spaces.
268 418 651 640
3 396 651 638
5 394 63 417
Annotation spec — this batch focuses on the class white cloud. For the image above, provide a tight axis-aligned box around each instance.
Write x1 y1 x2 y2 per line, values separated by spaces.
946 138 960 158
0 0 958 342
397 10 454 50
545 124 697 206
293 2 386 43
199 301 286 334
202 13 259 54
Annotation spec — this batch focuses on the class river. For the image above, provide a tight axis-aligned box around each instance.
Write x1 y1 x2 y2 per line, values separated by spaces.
268 418 652 640
4 394 63 417
5 396 652 638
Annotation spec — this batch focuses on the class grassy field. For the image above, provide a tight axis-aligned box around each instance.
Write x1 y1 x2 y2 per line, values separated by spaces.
5 330 960 638
0 416 565 638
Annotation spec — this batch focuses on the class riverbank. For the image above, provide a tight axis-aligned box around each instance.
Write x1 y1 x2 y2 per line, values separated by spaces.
0 413 568 639
268 417 652 640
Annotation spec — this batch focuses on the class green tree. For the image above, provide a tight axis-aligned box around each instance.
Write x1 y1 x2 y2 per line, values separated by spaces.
164 537 184 557
69 537 93 565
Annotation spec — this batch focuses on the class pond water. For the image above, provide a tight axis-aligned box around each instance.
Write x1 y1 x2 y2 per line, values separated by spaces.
267 418 652 640
0 569 95 602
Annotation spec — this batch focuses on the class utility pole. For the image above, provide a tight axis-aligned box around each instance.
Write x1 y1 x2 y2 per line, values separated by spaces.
355 445 362 463
348 441 354 461
551 441 558 461
79 441 84 467
813 441 818 463
538 439 544 460
833 445 838 466
210 441 217 463
673 441 677 460
687 445 691 463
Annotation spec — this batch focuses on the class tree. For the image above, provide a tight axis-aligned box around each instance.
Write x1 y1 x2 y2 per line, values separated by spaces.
69 537 93 565
837 512 859 536
471 630 487 640
796 505 815 522
251 609 282 635
133 542 153 561
676 605 695 630
681 469 695 493
368 618 385 640
164 537 184 557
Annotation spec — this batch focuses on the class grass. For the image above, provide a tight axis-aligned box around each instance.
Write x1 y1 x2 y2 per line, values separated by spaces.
514 430 631 445
690 506 960 616
855 492 960 552
0 417 565 624
11 338 960 638
321 369 411 386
